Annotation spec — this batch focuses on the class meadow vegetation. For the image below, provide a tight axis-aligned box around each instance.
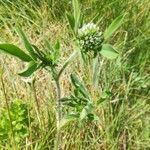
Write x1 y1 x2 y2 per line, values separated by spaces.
0 0 149 149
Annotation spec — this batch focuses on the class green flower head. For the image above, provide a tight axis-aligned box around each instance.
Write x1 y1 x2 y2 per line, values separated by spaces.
78 23 104 55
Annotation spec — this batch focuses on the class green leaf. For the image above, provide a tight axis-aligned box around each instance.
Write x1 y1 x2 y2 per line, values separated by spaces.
18 61 39 77
53 41 60 63
53 40 60 62
100 44 119 59
72 0 81 34
0 44 32 62
71 74 91 100
104 14 124 39
32 45 45 61
96 91 112 106
54 40 60 50
87 114 100 122
59 113 79 129
80 103 93 120
66 12 75 31
16 26 37 60
80 107 87 120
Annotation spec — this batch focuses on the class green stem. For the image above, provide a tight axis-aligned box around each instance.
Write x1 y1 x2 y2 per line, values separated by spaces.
50 67 61 150
54 79 61 150
48 51 78 149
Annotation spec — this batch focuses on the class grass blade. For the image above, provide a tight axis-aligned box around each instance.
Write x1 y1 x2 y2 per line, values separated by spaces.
72 0 81 34
66 12 75 31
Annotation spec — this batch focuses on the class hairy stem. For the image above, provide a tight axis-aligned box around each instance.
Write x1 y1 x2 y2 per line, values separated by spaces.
54 79 61 150
50 67 61 150
49 51 78 149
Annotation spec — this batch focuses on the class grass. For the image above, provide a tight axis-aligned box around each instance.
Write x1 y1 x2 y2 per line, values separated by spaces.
0 0 150 149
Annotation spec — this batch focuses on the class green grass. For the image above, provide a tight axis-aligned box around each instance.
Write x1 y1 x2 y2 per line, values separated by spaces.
0 0 150 149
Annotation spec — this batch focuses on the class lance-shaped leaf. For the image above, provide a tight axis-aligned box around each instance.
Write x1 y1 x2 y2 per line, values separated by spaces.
80 103 93 120
18 61 39 77
66 12 75 31
16 26 37 60
104 14 124 40
100 44 119 59
71 74 91 100
53 40 60 63
72 0 81 34
0 44 32 62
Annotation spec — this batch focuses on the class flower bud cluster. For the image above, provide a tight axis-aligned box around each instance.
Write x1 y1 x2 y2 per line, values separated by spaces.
78 23 104 53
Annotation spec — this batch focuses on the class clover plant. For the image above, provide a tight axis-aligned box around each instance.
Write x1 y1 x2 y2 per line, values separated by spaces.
0 0 124 149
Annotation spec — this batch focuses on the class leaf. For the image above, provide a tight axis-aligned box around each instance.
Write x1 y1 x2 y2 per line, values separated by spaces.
87 114 100 122
59 113 79 129
97 91 112 106
100 44 119 59
32 45 45 61
0 44 32 62
80 103 93 120
54 40 60 50
104 14 124 39
71 74 90 100
59 97 77 107
80 107 87 120
53 40 60 62
72 0 81 33
16 26 37 60
66 12 75 31
18 61 39 77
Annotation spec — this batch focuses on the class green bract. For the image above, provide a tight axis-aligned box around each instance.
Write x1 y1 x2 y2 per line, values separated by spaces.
78 23 104 54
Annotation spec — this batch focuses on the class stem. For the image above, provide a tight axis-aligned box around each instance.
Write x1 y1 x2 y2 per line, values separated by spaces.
54 79 61 150
50 67 61 150
0 71 16 149
48 51 78 149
